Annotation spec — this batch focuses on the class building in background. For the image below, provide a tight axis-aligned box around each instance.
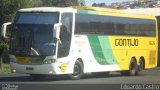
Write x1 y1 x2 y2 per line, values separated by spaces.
92 0 160 9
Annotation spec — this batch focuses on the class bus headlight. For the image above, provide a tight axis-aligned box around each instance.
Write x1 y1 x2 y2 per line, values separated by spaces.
43 59 56 64
10 58 17 63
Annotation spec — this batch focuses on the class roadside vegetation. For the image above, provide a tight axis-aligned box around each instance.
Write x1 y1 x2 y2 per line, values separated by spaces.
0 64 11 74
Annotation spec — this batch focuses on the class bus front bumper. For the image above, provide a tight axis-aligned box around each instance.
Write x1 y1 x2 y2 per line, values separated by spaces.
10 62 71 75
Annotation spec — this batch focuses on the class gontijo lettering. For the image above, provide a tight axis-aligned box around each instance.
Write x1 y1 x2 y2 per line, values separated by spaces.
115 39 139 46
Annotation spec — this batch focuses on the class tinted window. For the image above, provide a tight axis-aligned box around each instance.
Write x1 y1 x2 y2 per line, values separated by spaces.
16 12 59 24
75 14 156 37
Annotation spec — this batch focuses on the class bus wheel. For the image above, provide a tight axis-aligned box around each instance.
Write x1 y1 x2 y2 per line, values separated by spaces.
121 59 139 76
69 60 83 80
138 59 144 72
30 74 47 80
129 59 139 76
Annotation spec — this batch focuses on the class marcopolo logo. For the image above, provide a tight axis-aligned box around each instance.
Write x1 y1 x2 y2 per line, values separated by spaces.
2 84 19 90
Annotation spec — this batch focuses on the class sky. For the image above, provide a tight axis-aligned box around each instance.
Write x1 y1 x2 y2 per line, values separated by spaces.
85 0 136 6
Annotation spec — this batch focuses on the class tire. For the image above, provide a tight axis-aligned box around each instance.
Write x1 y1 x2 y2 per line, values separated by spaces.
138 59 144 71
69 60 83 80
121 58 139 76
30 74 48 80
129 59 139 76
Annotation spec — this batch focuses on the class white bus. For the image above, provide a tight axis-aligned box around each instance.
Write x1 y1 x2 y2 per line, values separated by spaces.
1 7 158 80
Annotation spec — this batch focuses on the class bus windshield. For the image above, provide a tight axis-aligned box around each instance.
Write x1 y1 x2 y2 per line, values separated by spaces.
10 12 59 56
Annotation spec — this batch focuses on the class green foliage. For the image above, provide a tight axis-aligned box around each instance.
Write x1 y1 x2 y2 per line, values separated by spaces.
0 64 11 74
0 0 32 51
33 0 85 7
0 0 33 26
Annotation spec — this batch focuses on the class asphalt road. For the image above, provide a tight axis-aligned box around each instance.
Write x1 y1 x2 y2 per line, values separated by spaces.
0 67 160 84
0 67 160 90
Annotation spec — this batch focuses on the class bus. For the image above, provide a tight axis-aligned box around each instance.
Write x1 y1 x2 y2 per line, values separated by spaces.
122 8 160 67
1 6 158 80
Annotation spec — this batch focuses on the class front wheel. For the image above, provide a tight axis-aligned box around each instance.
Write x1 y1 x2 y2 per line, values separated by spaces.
68 60 83 80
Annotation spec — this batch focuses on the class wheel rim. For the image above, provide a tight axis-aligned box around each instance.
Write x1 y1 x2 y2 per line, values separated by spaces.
73 64 80 76
139 61 144 71
130 62 136 75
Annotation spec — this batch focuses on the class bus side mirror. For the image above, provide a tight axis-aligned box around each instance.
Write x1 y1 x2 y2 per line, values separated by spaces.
54 23 62 38
54 23 62 44
1 22 12 39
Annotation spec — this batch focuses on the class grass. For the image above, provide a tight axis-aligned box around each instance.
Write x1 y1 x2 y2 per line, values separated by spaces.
0 64 11 74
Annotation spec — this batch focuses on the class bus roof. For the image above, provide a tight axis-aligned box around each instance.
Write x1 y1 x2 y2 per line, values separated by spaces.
18 6 155 20
18 7 75 13
72 6 124 14
72 6 155 20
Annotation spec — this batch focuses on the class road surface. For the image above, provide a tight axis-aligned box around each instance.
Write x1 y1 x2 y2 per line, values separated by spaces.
0 67 160 90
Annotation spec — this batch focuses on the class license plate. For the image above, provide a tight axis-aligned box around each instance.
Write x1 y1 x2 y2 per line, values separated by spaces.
26 67 34 71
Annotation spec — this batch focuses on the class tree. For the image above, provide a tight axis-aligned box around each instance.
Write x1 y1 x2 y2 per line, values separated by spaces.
92 3 97 6
32 0 43 7
79 0 85 6
33 0 81 7
0 0 32 69
0 0 32 26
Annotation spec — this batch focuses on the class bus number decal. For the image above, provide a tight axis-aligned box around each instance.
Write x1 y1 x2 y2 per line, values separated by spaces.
61 64 67 72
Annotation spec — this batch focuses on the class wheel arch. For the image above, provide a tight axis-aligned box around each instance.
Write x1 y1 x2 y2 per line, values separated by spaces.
76 58 84 70
129 56 137 70
76 58 84 65
131 56 137 63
